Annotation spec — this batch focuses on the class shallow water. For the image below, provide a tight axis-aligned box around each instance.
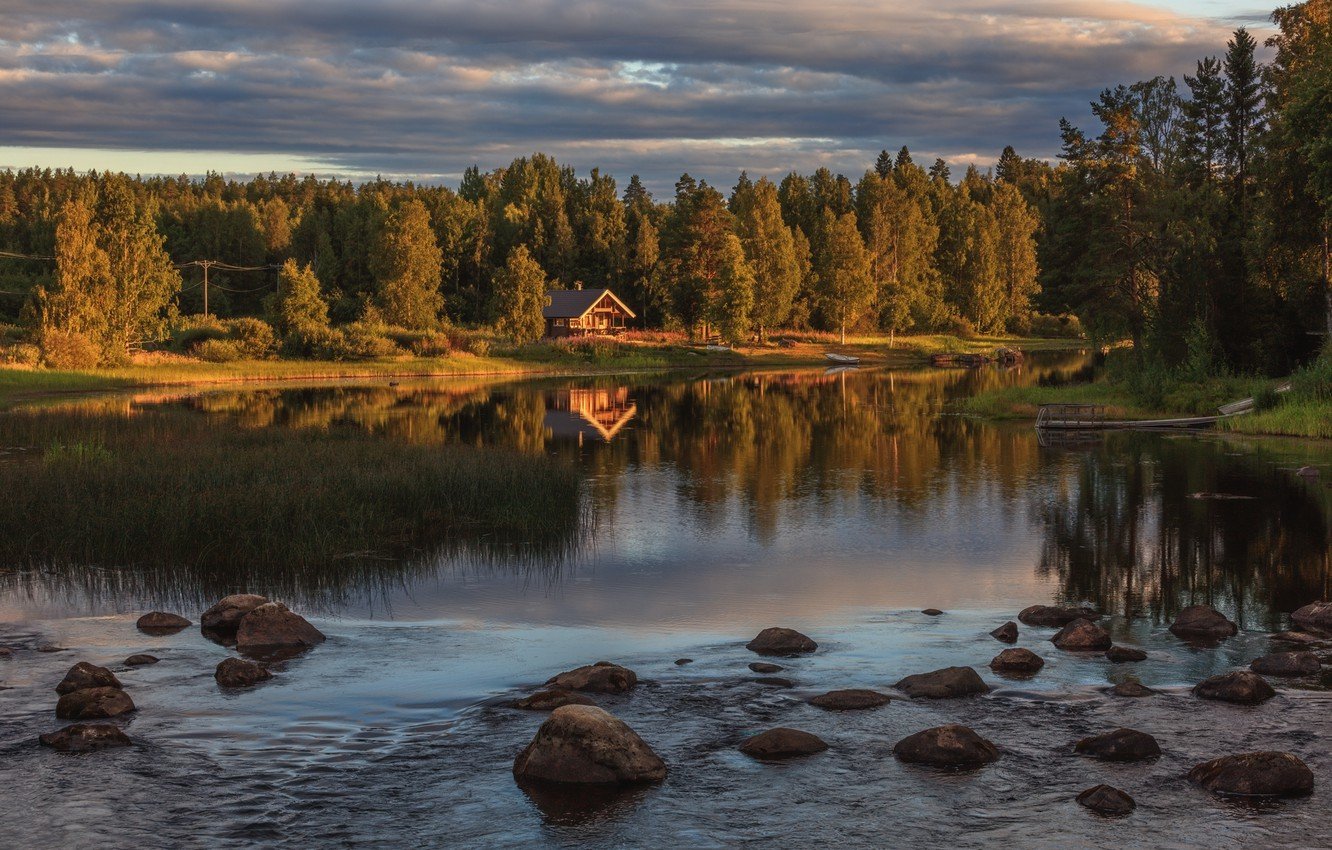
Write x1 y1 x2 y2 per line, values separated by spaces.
3 356 1332 848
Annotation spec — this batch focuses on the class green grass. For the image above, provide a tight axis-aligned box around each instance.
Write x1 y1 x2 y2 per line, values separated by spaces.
1228 398 1332 438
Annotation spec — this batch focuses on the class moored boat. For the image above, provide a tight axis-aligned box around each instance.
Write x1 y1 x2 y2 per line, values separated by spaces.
824 352 860 365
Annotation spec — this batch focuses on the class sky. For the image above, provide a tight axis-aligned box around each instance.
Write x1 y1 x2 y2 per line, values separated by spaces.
0 0 1275 194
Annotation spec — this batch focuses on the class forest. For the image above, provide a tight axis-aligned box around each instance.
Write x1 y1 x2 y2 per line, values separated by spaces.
0 5 1329 380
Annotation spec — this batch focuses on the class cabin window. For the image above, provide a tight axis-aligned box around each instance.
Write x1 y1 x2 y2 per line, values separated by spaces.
554 318 566 327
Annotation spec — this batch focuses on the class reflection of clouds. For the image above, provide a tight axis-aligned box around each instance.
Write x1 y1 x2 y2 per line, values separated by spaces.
1 1 1258 188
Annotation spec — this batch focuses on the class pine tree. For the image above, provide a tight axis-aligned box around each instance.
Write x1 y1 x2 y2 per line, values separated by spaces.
659 179 754 342
989 182 1042 329
1182 57 1226 182
268 259 330 353
492 245 548 343
875 149 895 179
814 209 874 343
734 178 799 340
370 198 443 329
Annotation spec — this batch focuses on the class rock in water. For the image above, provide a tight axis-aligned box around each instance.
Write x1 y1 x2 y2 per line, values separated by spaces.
55 662 122 695
1270 630 1322 645
135 611 191 633
990 622 1018 643
1076 785 1135 815
807 689 891 710
895 666 990 698
200 594 270 635
235 602 325 653
1018 605 1100 627
1194 671 1275 704
753 677 794 687
514 689 597 711
1291 601 1332 634
512 705 666 784
921 608 944 616
748 662 784 674
1051 619 1112 651
739 728 829 759
545 662 638 694
893 724 999 767
1105 645 1147 663
1188 752 1314 797
38 723 132 753
1110 681 1155 698
1074 728 1161 762
56 687 135 719
1250 651 1321 677
745 627 817 656
215 658 272 688
1168 604 1238 641
989 648 1044 674
124 654 159 666
673 658 692 666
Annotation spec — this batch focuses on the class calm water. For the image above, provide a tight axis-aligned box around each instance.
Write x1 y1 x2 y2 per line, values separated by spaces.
3 356 1331 848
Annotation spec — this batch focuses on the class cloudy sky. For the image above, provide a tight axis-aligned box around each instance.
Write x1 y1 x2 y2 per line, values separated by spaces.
0 0 1272 193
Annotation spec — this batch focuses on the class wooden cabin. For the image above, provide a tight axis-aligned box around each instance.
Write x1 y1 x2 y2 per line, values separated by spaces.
543 288 636 338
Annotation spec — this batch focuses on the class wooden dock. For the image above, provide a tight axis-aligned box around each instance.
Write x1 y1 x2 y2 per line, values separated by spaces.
1035 383 1290 433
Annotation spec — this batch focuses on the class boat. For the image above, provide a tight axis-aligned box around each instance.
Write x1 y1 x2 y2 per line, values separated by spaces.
705 344 733 352
824 352 860 365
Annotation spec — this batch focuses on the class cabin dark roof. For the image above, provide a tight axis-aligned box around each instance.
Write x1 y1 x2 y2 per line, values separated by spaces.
542 288 636 319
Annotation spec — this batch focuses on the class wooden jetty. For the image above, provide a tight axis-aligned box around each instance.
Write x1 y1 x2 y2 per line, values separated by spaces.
1035 384 1289 432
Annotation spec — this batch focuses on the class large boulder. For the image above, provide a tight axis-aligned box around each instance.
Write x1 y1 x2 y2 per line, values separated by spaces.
235 602 325 654
1018 605 1100 627
989 648 1044 674
545 662 638 694
1250 651 1321 677
1194 671 1275 705
1290 602 1332 634
200 594 270 635
990 622 1018 643
745 627 817 656
512 705 666 785
215 658 272 688
38 723 132 753
55 662 122 695
1168 604 1237 641
1105 645 1147 663
807 689 891 710
1188 752 1314 797
895 666 989 698
514 689 597 711
1074 728 1161 762
1051 619 1112 651
739 728 829 759
1076 784 1135 816
135 612 191 634
893 724 999 767
56 687 136 720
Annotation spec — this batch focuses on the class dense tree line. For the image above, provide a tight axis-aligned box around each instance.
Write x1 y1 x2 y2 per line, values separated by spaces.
0 3 1328 373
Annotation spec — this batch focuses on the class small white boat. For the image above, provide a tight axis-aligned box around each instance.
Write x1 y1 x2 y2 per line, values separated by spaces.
705 344 732 352
824 352 860 365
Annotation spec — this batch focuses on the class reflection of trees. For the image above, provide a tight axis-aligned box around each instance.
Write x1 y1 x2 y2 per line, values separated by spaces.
1036 435 1332 629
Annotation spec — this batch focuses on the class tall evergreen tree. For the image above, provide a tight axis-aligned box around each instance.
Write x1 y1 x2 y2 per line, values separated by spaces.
734 177 799 340
492 245 548 343
370 198 443 329
814 209 874 343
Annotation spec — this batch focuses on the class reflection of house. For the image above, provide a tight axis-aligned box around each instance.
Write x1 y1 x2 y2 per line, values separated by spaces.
543 288 636 338
544 387 637 443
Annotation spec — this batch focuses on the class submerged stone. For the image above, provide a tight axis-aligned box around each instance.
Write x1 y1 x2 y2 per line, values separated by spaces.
1168 604 1237 641
895 666 989 698
921 608 944 616
1074 728 1161 762
135 611 191 633
546 662 638 694
1291 601 1332 634
807 689 891 710
893 724 998 767
740 728 828 759
1076 784 1135 816
748 662 784 674
215 658 272 688
1250 651 1321 677
1051 619 1112 651
39 723 132 753
56 687 135 720
745 627 817 656
1110 681 1155 698
1018 605 1100 627
514 689 596 711
1188 752 1314 797
1105 645 1147 663
1194 671 1275 705
512 705 666 785
124 654 159 666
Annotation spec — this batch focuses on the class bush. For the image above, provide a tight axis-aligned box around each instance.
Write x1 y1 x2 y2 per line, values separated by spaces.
194 338 245 363
467 338 491 357
0 341 41 366
410 332 452 357
222 318 278 360
168 314 228 353
948 316 977 339
39 329 100 369
330 322 402 360
1029 313 1086 339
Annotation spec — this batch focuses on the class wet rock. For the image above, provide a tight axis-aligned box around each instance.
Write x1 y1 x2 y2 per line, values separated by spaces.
990 622 1018 643
739 728 829 759
0 646 11 657
545 662 638 694
200 594 270 635
1188 752 1314 797
512 704 666 785
1169 604 1238 641
124 654 159 666
215 658 272 688
754 677 794 687
55 662 122 695
1018 605 1100 627
989 648 1044 674
1250 651 1321 677
235 602 325 654
514 689 596 711
38 723 131 753
1076 784 1135 816
1194 671 1275 704
1051 619 1112 651
921 608 944 616
807 689 891 710
748 662 784 674
1270 630 1322 645
37 646 67 653
56 687 136 720
1106 645 1148 663
1074 728 1161 762
1110 681 1155 698
893 724 999 767
895 666 989 699
745 627 817 656
135 611 191 634
1291 601 1332 634
673 658 692 666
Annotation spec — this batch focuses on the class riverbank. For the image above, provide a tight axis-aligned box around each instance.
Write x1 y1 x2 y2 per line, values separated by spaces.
0 332 1081 405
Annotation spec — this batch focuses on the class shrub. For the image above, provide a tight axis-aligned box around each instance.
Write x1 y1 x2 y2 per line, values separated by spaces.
0 341 41 366
948 316 977 339
332 322 402 360
1029 313 1086 339
410 332 452 357
40 329 101 369
222 317 278 359
194 338 245 363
